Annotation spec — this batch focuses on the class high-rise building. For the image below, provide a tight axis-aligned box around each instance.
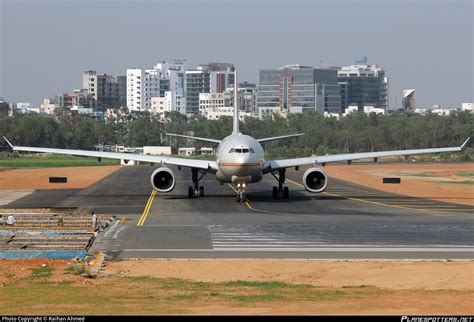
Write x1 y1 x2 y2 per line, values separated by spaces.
337 64 388 111
83 70 121 109
126 68 160 112
117 76 127 107
186 67 211 115
186 62 234 115
257 65 341 118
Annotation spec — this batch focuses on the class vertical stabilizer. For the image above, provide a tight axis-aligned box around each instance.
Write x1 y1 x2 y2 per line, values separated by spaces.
232 67 240 134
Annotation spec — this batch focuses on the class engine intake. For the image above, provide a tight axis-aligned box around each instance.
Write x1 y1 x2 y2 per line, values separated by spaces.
303 168 328 193
150 167 175 192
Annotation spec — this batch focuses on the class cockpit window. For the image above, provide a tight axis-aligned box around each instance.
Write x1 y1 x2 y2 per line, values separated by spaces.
229 147 254 153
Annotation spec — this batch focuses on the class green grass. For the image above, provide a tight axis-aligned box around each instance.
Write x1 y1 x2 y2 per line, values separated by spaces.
396 171 433 177
30 266 54 279
0 275 386 315
442 180 474 185
0 154 119 168
65 263 85 275
455 171 474 178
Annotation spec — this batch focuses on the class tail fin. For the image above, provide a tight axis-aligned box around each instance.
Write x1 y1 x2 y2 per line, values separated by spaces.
232 67 240 134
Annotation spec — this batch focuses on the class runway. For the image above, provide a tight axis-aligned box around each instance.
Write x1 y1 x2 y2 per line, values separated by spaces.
6 166 474 259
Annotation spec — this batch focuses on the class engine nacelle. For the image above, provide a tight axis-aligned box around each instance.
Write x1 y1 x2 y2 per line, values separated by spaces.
150 167 175 192
303 168 328 193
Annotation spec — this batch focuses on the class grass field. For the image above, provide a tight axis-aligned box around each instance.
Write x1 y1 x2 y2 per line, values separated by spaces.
0 154 119 168
1 270 472 315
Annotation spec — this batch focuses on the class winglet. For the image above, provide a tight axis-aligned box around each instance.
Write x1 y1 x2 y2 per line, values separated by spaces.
2 136 14 148
460 137 470 149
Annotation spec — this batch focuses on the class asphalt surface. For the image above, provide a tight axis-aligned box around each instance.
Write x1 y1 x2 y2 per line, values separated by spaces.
6 166 474 259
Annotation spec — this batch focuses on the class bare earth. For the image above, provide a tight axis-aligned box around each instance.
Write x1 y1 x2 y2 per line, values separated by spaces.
0 165 121 190
323 163 474 205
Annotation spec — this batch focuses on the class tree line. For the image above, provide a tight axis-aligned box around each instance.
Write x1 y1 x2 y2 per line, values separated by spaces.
0 110 472 160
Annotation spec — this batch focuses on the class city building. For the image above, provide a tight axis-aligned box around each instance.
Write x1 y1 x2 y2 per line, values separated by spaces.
82 70 121 109
186 67 210 115
402 89 416 111
40 98 58 115
337 64 389 111
117 75 127 107
55 89 95 109
199 93 226 116
257 64 341 118
126 68 160 112
224 82 257 116
462 103 473 112
13 102 40 114
186 62 234 115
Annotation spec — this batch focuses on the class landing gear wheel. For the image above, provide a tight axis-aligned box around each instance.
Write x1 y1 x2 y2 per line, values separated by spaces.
272 186 278 198
283 186 289 198
190 168 207 198
236 190 246 202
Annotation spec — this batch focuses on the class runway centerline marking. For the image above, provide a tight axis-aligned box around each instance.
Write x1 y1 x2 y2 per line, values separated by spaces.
137 189 156 226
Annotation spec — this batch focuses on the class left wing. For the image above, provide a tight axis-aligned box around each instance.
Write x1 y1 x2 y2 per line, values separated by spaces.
264 138 470 172
3 137 218 172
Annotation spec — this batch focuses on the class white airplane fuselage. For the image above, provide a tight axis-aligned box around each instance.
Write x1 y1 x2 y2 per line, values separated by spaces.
215 133 265 185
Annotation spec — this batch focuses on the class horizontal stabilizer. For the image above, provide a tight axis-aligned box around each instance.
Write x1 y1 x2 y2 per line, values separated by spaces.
257 133 304 143
166 133 222 144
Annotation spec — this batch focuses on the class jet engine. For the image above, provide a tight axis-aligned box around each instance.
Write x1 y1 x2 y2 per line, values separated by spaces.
303 168 328 193
150 167 175 192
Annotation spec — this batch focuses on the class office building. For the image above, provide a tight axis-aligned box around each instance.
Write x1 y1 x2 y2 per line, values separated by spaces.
257 64 341 118
337 64 388 111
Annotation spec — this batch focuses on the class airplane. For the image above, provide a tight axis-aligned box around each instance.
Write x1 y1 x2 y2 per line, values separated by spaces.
2 73 470 202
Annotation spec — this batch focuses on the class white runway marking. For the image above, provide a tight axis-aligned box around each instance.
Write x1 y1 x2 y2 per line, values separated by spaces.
123 246 473 252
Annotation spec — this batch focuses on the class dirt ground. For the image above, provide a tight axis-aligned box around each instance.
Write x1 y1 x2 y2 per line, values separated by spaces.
0 166 121 189
322 163 474 205
104 259 473 291
0 259 472 315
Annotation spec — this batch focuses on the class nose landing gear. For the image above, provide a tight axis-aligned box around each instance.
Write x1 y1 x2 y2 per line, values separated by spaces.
235 183 247 202
271 168 289 199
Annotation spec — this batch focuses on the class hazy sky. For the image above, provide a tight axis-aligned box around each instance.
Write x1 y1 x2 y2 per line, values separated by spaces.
0 0 472 108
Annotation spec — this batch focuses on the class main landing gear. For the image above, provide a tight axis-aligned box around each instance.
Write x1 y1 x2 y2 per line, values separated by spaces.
271 169 289 199
235 183 247 203
188 168 207 198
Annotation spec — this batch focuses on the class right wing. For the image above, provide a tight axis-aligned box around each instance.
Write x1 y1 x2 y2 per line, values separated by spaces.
264 137 470 172
166 133 221 144
3 137 218 172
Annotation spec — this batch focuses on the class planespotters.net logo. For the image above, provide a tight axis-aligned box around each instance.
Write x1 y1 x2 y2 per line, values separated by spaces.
402 317 474 322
